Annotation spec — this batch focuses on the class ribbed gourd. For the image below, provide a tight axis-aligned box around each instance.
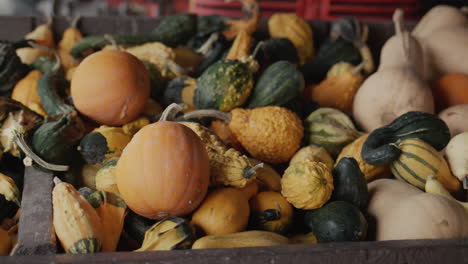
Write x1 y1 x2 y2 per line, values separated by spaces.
311 61 365 113
180 122 260 188
281 160 334 210
79 126 131 165
95 158 119 194
268 13 314 65
0 173 20 223
304 108 360 157
135 217 195 251
11 70 47 116
290 145 334 169
52 178 104 254
390 138 460 192
82 190 127 252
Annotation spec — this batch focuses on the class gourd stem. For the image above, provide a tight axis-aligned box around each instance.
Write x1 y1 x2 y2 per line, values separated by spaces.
53 177 62 185
104 34 120 51
13 131 70 172
392 9 411 62
360 23 369 43
27 41 61 73
70 15 81 28
251 40 264 59
159 103 187 121
183 110 231 123
352 60 366 75
197 32 219 56
243 162 264 179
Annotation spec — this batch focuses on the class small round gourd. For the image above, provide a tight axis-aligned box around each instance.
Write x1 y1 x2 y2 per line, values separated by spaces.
116 121 210 219
71 50 150 126
281 160 334 209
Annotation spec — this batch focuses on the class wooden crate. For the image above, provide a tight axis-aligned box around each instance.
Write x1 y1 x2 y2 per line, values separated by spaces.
0 16 466 264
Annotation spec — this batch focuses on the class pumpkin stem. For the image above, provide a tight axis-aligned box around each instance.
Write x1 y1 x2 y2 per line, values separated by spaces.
243 162 264 179
197 32 219 56
13 131 70 172
70 15 81 28
104 34 120 51
159 103 187 121
183 110 231 123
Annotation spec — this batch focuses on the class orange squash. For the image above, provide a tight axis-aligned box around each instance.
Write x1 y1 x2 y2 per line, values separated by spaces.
433 73 468 111
116 121 210 219
71 50 150 126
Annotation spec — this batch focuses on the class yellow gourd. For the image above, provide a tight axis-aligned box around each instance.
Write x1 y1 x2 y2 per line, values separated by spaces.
17 18 55 64
249 191 294 234
192 230 289 249
86 190 127 252
11 70 47 117
337 134 390 182
290 145 334 169
249 158 282 192
52 178 104 254
95 158 119 194
136 217 195 251
58 17 84 72
268 13 314 64
191 188 249 235
281 160 334 209
311 62 365 113
121 116 150 136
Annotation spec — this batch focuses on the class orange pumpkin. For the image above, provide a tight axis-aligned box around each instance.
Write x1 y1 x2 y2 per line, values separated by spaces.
71 50 150 126
116 121 210 219
433 73 468 111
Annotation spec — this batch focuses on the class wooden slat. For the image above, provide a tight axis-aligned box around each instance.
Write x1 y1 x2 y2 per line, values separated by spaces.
10 166 56 256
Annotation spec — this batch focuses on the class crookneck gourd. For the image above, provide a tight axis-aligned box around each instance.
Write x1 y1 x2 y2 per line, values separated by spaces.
70 13 198 58
135 217 195 251
52 178 104 254
184 106 304 164
361 111 451 166
179 121 262 188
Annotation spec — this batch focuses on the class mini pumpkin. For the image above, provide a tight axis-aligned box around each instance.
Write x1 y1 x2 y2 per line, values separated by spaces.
71 50 150 126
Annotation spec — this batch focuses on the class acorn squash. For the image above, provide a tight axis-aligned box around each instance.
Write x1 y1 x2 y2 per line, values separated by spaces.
332 157 368 210
304 201 367 242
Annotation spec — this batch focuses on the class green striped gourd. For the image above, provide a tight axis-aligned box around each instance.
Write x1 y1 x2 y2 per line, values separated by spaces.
391 138 443 190
247 60 304 108
304 108 360 157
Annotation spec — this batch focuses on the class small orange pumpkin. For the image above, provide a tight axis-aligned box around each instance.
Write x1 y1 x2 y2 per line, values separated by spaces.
116 121 210 219
71 50 150 126
433 73 468 111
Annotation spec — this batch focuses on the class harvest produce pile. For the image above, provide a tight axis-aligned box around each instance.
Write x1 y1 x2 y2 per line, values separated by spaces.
0 0 467 256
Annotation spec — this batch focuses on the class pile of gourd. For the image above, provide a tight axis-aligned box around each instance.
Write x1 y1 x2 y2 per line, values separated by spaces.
0 0 467 255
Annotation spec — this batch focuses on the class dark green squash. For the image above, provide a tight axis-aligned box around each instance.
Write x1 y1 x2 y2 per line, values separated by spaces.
163 77 197 108
332 157 368 210
361 111 451 166
141 60 165 100
304 201 367 242
247 60 304 108
124 210 158 244
254 38 299 67
194 60 253 111
0 41 30 95
195 15 226 38
31 112 85 165
70 14 198 58
299 37 361 83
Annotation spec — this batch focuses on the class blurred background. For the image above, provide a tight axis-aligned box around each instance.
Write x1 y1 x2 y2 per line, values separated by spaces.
0 0 466 20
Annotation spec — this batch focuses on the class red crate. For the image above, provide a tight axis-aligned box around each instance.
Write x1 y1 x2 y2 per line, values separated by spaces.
319 0 421 21
192 0 305 17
